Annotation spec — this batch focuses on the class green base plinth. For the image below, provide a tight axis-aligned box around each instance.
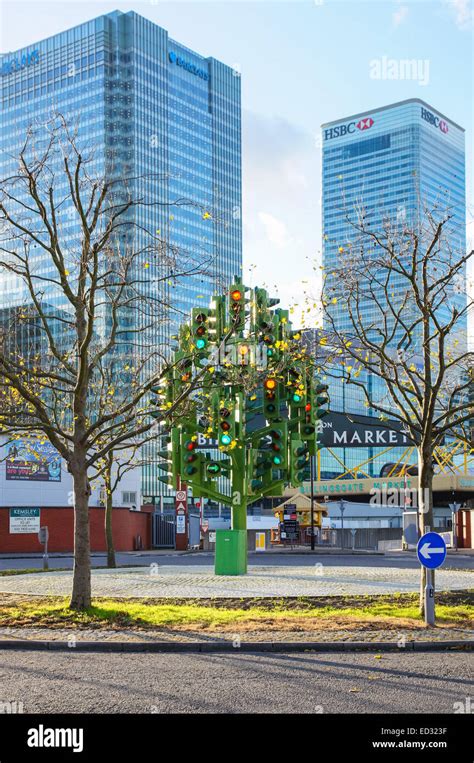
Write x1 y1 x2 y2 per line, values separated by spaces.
215 529 247 575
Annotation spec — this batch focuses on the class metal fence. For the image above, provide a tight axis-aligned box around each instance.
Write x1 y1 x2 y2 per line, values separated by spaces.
152 514 176 548
316 527 403 550
152 512 201 549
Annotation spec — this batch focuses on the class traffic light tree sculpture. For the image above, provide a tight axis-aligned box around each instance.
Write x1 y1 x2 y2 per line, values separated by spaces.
153 279 329 573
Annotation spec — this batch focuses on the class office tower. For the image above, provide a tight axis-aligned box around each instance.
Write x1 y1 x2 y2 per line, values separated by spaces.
0 11 242 496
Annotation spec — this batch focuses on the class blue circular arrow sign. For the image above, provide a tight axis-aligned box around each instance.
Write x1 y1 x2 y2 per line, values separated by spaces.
417 532 447 569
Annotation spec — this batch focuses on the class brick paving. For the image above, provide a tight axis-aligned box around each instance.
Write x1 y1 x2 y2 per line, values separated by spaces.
0 625 471 644
0 564 472 598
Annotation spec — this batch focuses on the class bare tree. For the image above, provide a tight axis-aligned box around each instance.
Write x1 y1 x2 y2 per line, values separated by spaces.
320 205 473 610
0 115 223 609
91 437 159 569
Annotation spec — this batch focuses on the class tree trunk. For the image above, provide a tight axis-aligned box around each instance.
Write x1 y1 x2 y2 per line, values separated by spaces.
105 481 116 569
69 461 92 610
417 445 434 616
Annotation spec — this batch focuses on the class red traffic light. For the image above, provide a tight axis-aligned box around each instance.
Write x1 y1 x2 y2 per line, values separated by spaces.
184 440 197 451
305 403 312 412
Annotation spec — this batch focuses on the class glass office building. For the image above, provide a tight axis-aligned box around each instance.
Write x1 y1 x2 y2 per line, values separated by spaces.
0 11 242 496
320 99 466 479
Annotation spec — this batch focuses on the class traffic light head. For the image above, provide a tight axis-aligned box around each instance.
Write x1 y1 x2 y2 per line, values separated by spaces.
191 308 210 352
249 447 272 495
315 382 330 415
179 434 204 486
158 429 180 489
264 377 280 421
218 406 234 447
290 437 309 486
268 424 288 468
229 283 246 332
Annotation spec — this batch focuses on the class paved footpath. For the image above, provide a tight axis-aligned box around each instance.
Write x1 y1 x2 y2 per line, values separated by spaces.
0 563 472 598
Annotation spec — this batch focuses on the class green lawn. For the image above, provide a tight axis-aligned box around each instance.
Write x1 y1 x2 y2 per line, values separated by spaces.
1 597 472 629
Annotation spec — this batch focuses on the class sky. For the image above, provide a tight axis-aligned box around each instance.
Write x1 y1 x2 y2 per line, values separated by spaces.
1 0 473 323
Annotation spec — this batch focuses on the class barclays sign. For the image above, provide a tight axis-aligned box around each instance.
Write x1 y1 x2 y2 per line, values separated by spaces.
1 49 39 77
169 51 209 81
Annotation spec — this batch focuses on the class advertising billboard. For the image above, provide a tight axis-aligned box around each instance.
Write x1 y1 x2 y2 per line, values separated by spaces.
5 440 61 482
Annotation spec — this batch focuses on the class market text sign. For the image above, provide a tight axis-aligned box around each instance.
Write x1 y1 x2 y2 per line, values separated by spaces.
9 508 40 534
318 412 412 447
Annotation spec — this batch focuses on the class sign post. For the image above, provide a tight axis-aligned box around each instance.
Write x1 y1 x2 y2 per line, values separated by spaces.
37 526 49 571
448 501 461 551
175 486 188 551
416 532 447 626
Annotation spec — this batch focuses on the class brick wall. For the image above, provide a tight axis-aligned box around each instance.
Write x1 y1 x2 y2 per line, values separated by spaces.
0 507 152 553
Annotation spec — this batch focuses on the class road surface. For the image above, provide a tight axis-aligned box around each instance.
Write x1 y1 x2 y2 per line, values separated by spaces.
0 651 471 714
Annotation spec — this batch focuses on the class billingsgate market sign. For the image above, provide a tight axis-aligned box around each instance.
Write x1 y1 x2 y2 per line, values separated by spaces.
193 412 412 450
318 412 413 448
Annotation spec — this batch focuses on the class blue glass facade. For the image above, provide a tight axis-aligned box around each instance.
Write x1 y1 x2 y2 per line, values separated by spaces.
0 11 242 497
320 100 466 479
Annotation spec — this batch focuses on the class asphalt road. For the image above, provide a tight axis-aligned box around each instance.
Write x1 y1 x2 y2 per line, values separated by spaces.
0 550 473 571
0 652 471 714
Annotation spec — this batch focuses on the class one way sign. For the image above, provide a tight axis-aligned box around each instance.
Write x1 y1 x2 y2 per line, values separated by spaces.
417 532 447 570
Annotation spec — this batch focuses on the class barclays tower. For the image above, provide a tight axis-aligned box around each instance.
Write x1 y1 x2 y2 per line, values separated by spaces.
0 10 242 497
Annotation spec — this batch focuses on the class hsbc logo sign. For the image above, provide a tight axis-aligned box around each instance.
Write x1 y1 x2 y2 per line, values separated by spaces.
421 107 449 134
324 116 374 141
357 117 374 131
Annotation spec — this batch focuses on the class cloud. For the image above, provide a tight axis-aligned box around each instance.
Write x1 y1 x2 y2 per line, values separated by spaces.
242 110 321 327
445 0 473 29
392 4 409 27
258 212 291 249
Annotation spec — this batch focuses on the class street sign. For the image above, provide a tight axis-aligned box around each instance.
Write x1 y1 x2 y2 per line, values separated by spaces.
417 532 447 570
37 526 49 544
175 487 188 549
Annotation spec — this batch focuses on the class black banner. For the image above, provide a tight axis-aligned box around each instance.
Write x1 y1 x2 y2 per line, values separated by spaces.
0 713 470 760
318 412 414 448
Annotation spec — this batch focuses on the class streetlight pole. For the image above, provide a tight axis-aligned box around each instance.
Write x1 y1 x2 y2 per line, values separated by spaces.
339 498 345 550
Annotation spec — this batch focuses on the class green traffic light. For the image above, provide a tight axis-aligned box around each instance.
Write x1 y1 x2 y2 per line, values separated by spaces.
293 393 302 402
195 338 207 349
220 433 232 445
207 463 221 475
272 455 282 465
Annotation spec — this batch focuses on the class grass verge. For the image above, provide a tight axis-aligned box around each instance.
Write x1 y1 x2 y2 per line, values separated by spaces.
0 592 472 631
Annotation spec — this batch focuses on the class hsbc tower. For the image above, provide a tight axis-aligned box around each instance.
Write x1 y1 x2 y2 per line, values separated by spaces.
321 99 466 338
318 99 466 480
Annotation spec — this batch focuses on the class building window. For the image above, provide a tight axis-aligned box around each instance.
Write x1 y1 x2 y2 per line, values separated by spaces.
122 491 137 506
